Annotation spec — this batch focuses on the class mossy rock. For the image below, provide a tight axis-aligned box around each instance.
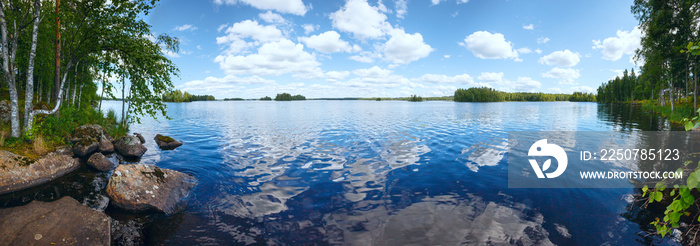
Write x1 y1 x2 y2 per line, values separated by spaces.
71 125 103 143
156 134 175 143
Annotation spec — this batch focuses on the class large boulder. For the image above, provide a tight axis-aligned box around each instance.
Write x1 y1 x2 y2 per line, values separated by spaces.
154 134 183 150
0 100 9 123
99 137 114 153
114 136 147 158
0 196 110 245
0 151 79 195
87 153 114 172
70 125 106 157
106 164 197 215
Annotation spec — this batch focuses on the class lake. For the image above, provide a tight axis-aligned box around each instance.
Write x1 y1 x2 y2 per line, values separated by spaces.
0 101 682 245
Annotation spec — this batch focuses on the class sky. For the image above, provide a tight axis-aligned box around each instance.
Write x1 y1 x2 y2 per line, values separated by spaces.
142 0 642 99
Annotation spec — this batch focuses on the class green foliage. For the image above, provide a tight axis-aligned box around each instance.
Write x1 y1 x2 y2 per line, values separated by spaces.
407 95 423 102
454 87 505 102
569 92 597 102
597 69 640 103
161 89 215 102
260 96 272 101
32 106 127 143
275 93 305 101
224 98 244 101
454 87 577 102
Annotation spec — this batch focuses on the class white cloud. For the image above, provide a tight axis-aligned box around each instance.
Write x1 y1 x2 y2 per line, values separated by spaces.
431 0 443 5
217 20 283 43
537 37 550 44
460 31 519 60
214 39 321 76
330 0 392 39
196 45 202 50
384 28 434 64
174 24 198 31
522 24 534 30
395 0 407 18
349 50 381 63
301 24 318 34
517 47 532 54
535 49 542 54
259 11 286 24
509 77 542 92
325 71 351 81
213 0 307 16
163 49 180 58
570 86 595 93
443 55 451 59
178 75 275 95
353 66 393 78
416 74 474 84
538 49 580 67
457 0 469 3
542 67 580 84
592 26 641 62
217 24 229 32
216 20 284 54
477 72 504 82
299 31 353 53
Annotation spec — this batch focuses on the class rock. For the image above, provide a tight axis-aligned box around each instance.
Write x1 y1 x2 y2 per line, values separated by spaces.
73 140 99 157
87 153 114 172
54 145 74 156
70 124 103 143
0 196 110 246
114 136 147 158
154 134 183 150
0 151 79 195
99 137 114 153
70 125 107 157
0 100 9 123
134 133 146 144
106 164 197 215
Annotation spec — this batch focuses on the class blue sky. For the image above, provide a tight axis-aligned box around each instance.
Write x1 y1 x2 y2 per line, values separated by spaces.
142 0 641 99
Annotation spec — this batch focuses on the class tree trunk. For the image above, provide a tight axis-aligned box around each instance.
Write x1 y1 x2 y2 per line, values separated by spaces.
121 77 126 125
54 0 61 103
24 0 42 132
0 2 21 137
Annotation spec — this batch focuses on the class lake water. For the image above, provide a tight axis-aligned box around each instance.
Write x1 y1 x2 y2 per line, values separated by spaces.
0 101 683 245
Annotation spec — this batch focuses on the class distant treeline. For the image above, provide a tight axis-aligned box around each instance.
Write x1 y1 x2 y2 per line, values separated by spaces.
454 87 595 102
274 93 306 101
223 98 245 101
162 90 215 102
596 69 638 103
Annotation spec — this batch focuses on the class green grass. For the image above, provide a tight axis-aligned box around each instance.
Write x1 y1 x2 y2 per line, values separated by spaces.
641 99 697 123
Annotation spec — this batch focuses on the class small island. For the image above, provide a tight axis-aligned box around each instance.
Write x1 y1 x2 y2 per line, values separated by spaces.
162 90 215 102
274 93 306 101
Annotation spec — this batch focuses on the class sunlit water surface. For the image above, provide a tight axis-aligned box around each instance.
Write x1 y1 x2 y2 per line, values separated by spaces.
0 101 682 245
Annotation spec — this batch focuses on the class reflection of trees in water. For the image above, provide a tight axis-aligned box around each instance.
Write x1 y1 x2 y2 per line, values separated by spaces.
597 103 673 131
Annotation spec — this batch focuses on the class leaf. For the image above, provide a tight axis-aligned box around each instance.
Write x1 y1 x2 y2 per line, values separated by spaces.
685 121 693 131
643 185 649 196
670 189 675 196
654 191 663 202
688 172 698 188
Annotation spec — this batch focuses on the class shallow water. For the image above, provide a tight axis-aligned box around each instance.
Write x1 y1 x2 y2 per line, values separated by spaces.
0 101 683 245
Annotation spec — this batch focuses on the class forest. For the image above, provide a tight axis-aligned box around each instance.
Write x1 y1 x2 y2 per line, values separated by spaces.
162 90 215 102
0 0 178 141
274 93 306 101
453 87 594 102
596 0 700 111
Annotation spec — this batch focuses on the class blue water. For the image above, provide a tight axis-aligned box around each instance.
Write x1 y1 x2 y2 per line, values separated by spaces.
0 101 681 245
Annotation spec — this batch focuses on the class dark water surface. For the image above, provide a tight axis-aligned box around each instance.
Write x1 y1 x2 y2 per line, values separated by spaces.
0 101 683 245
